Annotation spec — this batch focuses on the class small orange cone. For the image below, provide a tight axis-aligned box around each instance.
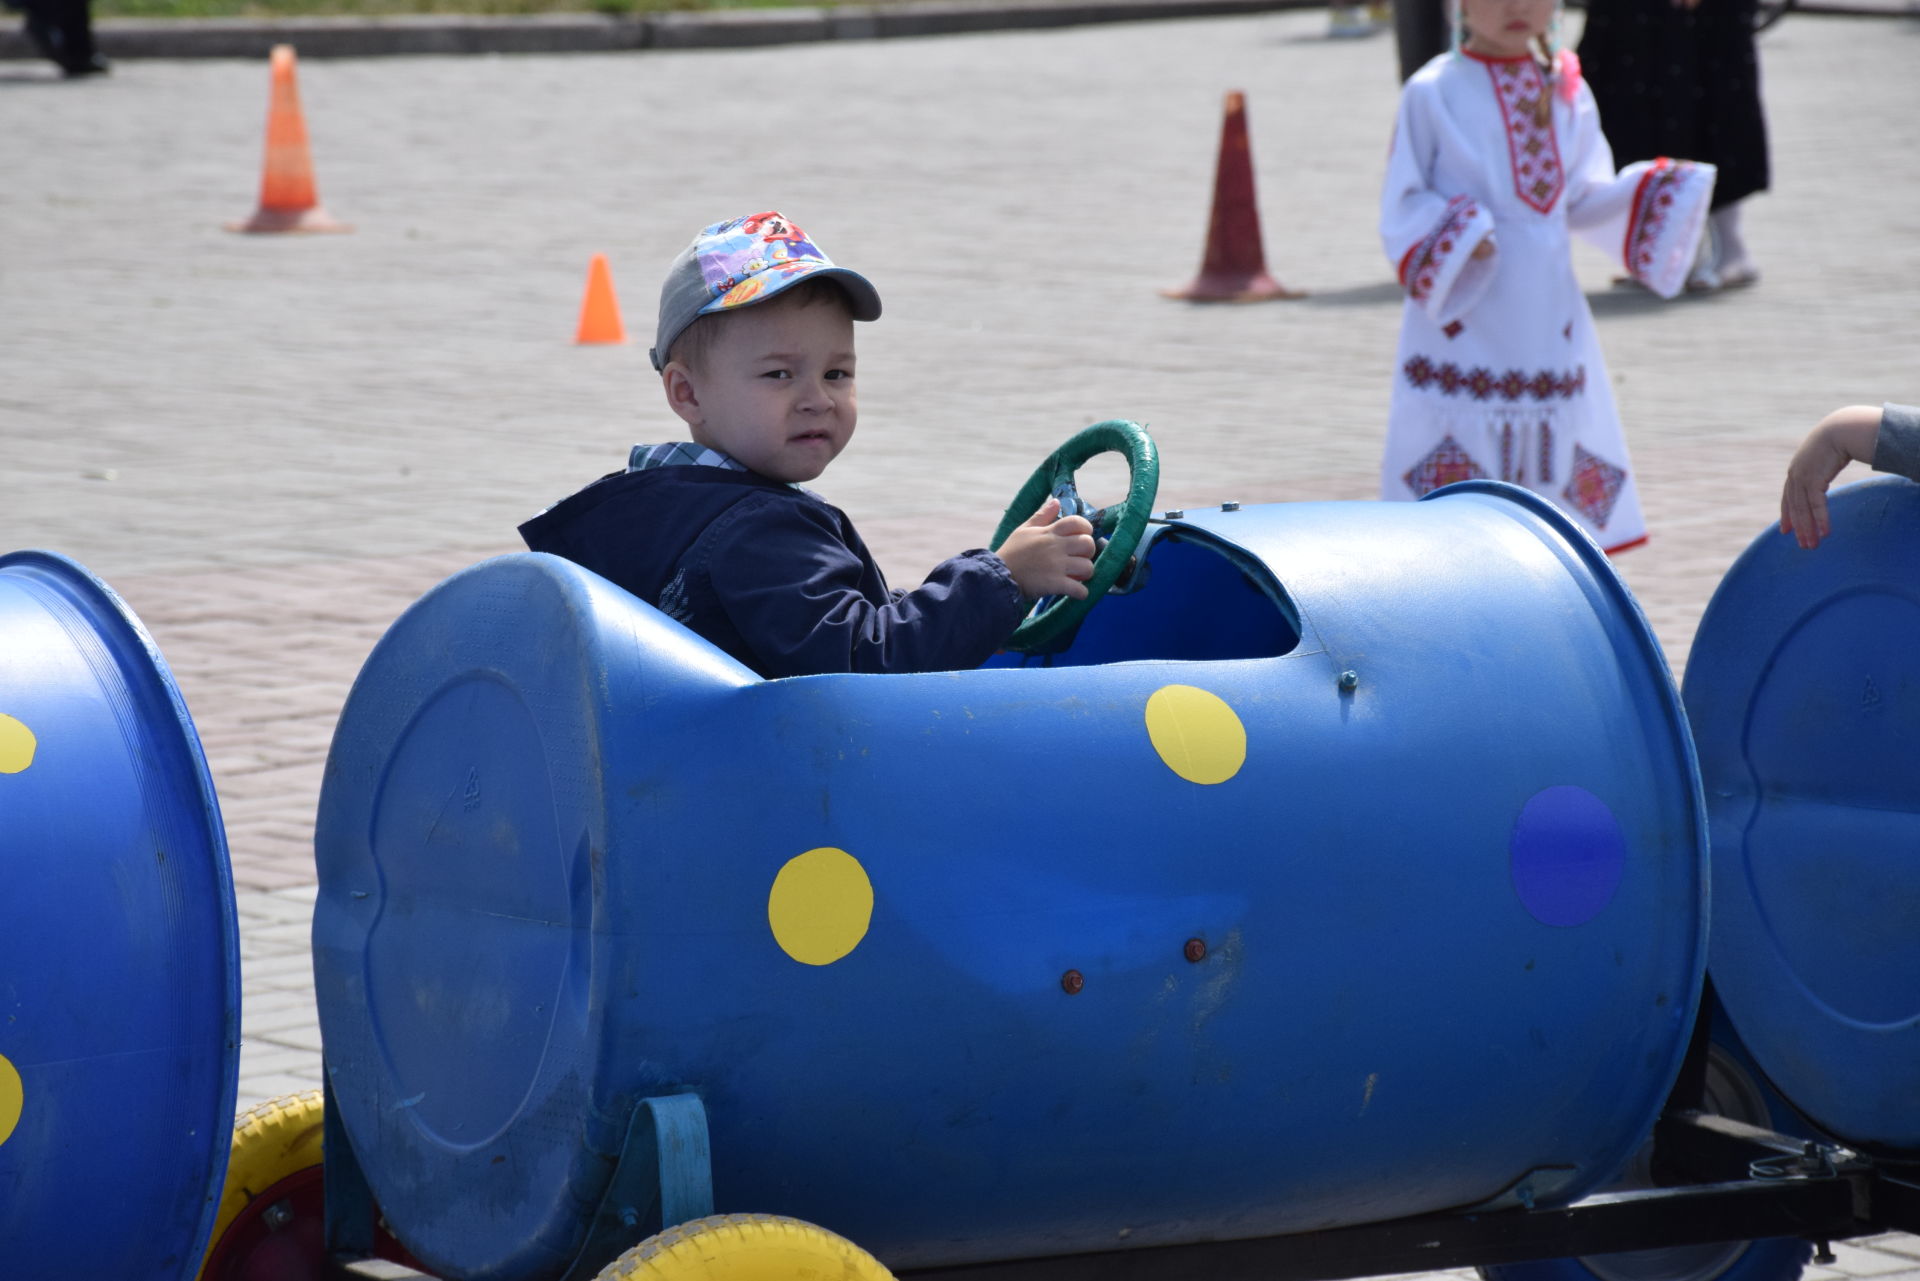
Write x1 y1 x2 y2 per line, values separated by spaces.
575 254 627 345
1162 91 1302 302
227 44 349 235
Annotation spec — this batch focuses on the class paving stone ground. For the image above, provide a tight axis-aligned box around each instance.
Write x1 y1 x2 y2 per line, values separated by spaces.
2 6 1915 1274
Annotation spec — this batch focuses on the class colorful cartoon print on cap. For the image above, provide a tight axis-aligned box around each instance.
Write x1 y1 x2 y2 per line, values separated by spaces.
696 211 831 311
719 276 768 309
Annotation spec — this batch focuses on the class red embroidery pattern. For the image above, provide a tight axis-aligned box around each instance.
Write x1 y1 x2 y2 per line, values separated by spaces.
1563 444 1627 528
1485 59 1565 213
1487 417 1554 484
1400 196 1477 303
1404 435 1487 497
1443 320 1465 339
1403 357 1586 402
1624 159 1696 282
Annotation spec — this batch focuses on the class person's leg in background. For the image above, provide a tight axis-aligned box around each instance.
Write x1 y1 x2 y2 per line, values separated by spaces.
18 0 109 76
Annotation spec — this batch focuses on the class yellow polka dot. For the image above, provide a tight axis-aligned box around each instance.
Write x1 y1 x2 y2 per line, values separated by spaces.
768 848 874 966
1145 684 1246 785
0 1053 21 1148
0 715 35 774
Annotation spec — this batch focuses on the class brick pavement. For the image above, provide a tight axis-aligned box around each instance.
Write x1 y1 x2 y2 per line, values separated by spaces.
2 6 1916 1274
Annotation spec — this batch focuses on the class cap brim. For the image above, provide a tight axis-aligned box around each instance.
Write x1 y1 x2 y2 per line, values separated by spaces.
696 262 882 324
816 266 883 322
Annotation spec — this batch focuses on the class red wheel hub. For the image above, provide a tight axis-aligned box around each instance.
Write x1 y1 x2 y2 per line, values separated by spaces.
200 1169 431 1281
200 1168 329 1281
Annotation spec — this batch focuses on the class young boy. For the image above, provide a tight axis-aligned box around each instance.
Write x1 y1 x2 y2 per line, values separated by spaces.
520 211 1096 678
1780 402 1920 549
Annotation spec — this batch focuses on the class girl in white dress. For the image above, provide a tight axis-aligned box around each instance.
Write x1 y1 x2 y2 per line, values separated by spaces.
1379 0 1716 553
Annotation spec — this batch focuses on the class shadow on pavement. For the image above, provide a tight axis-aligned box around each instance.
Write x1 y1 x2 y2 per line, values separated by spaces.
1302 279 1405 307
1585 284 1696 316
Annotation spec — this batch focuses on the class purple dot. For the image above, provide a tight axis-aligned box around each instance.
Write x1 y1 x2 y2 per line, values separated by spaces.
1510 785 1626 927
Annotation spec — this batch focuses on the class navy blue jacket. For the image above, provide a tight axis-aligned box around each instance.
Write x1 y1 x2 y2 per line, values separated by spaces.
519 466 1028 678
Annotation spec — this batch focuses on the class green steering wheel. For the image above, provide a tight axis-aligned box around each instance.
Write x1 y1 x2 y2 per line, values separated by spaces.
990 420 1160 652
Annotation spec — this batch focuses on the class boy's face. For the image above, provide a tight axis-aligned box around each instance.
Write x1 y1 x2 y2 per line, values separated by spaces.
663 292 857 485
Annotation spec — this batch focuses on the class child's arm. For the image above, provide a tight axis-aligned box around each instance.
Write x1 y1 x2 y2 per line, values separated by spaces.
1380 75 1498 327
1780 404 1913 549
1562 78 1715 299
701 493 1087 676
994 498 1097 600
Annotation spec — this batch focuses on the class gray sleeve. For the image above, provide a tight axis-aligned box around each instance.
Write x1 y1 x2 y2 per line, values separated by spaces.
1870 403 1920 481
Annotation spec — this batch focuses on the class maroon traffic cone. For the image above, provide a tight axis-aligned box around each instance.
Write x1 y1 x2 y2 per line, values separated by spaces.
1162 91 1303 302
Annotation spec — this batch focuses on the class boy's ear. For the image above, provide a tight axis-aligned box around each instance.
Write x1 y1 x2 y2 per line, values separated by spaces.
661 362 703 428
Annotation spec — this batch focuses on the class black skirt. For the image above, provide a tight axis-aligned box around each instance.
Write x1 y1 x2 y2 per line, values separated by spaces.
1576 0 1771 208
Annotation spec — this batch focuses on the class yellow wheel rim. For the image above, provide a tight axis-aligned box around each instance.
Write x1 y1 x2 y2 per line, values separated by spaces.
197 1090 325 1278
593 1212 895 1281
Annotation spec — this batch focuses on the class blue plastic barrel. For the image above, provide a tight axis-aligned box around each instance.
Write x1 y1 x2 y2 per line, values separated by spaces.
0 550 240 1280
1683 477 1920 1155
314 482 1705 1277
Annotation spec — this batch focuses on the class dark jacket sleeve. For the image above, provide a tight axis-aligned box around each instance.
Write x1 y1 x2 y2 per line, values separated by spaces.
694 492 1027 677
1871 403 1920 482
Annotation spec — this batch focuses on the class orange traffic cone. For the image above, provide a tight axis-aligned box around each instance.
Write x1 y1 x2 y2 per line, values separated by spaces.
1161 91 1302 302
575 254 627 345
227 44 349 234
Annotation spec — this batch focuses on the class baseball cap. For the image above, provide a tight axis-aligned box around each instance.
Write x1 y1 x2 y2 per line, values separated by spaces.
650 211 883 371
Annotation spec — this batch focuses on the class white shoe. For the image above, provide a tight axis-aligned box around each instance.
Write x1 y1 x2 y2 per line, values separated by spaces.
1329 5 1375 36
1685 264 1721 293
1684 222 1721 293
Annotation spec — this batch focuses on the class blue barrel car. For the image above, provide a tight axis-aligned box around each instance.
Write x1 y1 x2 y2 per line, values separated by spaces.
0 552 241 1281
310 423 1718 1279
1683 477 1920 1161
1485 475 1920 1281
3 428 1916 1281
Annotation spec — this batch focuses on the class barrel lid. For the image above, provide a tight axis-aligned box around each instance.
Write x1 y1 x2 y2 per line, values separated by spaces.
1682 478 1920 1153
315 553 756 1278
0 550 240 1278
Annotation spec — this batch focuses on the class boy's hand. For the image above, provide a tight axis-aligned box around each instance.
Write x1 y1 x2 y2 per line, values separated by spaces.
1781 406 1881 550
998 497 1097 600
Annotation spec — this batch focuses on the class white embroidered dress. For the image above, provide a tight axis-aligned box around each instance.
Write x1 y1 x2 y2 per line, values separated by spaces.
1379 49 1715 553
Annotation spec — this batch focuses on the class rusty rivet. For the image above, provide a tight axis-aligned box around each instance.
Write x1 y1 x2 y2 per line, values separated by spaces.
1061 969 1084 995
1184 938 1207 963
